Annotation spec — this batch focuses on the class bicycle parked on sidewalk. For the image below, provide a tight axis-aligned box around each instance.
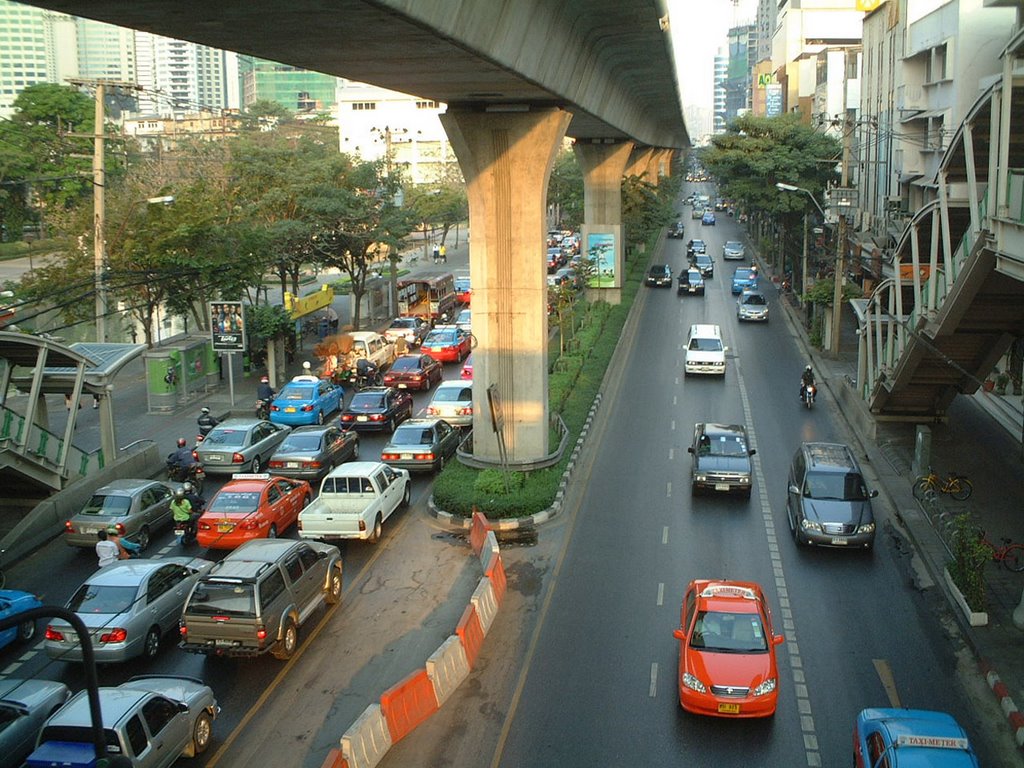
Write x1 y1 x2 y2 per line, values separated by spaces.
979 530 1024 572
912 467 973 501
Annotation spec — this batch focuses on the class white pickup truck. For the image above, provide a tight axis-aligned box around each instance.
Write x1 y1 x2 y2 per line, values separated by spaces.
297 461 411 543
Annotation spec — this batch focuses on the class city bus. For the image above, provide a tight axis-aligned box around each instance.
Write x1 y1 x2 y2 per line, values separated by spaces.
396 270 457 323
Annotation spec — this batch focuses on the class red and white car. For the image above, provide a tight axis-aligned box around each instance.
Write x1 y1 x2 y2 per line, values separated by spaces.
420 325 471 363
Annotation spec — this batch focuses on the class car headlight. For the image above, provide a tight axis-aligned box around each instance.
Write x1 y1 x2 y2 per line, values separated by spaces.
801 519 823 532
752 678 777 697
739 476 750 484
695 474 707 482
857 522 876 534
682 672 707 693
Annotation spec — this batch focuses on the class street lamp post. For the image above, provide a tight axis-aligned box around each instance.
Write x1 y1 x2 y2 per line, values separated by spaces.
776 182 824 311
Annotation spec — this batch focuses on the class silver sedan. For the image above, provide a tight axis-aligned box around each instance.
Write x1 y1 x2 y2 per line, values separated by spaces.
195 417 291 475
63 479 176 550
0 679 70 768
44 557 214 664
268 424 360 482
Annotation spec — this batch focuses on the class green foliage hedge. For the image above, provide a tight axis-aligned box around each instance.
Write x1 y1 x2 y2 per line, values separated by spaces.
431 233 653 519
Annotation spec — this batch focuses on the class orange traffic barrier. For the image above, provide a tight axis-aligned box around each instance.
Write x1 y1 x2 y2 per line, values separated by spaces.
426 635 470 706
469 509 489 557
319 748 349 768
471 577 498 633
380 668 440 743
456 602 485 668
485 552 507 604
340 703 391 768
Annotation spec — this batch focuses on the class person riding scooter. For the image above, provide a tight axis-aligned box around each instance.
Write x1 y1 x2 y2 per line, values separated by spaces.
181 481 207 516
197 407 219 438
355 357 380 388
167 438 196 477
800 364 817 403
171 488 197 545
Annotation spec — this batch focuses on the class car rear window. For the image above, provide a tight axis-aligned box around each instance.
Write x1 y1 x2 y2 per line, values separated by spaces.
321 476 374 494
390 357 420 372
424 331 455 345
349 393 385 409
279 434 323 452
187 580 256 616
68 584 137 615
81 495 132 516
804 471 869 501
390 318 415 329
204 429 246 447
280 386 314 401
208 491 261 513
391 427 434 446
433 386 471 402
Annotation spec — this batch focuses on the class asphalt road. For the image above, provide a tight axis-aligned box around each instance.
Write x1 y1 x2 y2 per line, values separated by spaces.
379 190 1010 767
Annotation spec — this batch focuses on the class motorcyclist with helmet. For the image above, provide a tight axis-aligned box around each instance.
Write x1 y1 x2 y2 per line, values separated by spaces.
355 357 380 388
171 487 197 545
181 480 207 516
256 376 276 418
167 437 197 478
800 364 816 402
197 406 219 437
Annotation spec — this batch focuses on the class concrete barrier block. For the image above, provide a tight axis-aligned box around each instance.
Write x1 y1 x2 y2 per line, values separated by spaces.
479 530 499 572
456 603 485 668
380 668 440 743
340 703 391 768
471 577 498 633
426 635 470 707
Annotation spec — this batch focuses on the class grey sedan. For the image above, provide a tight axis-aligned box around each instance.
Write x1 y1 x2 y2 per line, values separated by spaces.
0 679 70 768
44 557 214 664
63 479 176 550
380 418 461 473
267 424 360 482
195 417 291 475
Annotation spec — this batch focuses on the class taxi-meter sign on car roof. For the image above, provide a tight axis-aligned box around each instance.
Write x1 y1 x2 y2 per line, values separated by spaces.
210 301 246 352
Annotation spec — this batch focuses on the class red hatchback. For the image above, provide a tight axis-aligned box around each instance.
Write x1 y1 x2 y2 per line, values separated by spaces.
383 353 443 391
672 580 784 718
421 325 471 363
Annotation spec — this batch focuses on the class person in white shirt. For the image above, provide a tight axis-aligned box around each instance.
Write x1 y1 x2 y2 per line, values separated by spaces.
95 529 121 567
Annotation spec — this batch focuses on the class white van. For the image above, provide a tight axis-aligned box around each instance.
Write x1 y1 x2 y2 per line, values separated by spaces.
684 324 727 376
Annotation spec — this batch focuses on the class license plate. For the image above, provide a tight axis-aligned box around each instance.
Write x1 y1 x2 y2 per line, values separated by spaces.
830 537 848 545
80 526 98 535
401 453 413 460
208 455 223 462
215 639 234 647
285 407 296 413
218 524 234 533
398 383 408 389
718 703 741 714
714 483 730 491
357 415 368 422
287 462 300 468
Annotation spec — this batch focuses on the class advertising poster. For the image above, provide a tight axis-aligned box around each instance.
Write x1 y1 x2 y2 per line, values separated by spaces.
765 84 783 118
209 301 246 352
586 232 617 288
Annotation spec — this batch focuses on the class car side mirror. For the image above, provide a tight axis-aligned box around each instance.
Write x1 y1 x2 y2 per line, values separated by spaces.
748 449 756 456
788 484 800 495
178 701 190 713
869 490 879 498
318 549 328 559
672 628 686 641
687 446 695 454
773 635 785 646
723 346 730 352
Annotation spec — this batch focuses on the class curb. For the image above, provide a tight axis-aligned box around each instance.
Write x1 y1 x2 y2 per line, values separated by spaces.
981 660 1024 748
426 392 604 530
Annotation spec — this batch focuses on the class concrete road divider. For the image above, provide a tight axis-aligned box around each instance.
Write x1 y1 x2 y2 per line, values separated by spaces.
471 576 499 633
456 602 485 668
470 510 489 557
426 635 470 706
380 668 440 743
320 748 349 768
480 529 499 572
485 552 507 604
340 703 391 768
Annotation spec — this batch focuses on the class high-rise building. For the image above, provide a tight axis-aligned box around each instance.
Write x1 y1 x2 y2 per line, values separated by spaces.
239 56 338 115
725 24 756 122
76 17 134 81
134 31 237 118
0 0 58 116
713 52 728 133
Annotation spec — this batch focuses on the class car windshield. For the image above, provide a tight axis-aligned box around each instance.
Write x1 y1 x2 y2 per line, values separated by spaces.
649 266 667 275
390 357 421 372
350 393 385 409
204 429 247 447
689 338 723 352
68 584 137 615
690 611 767 653
803 471 870 501
698 433 748 456
742 294 767 306
278 434 324 452
186 581 256 617
433 386 471 403
391 427 435 446
81 494 132 516
208 491 261 513
280 386 314 401
726 241 742 250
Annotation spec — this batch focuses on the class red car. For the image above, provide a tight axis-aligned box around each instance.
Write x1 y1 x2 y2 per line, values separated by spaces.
196 473 311 550
420 325 471 363
672 579 784 718
460 354 473 380
454 273 472 305
383 353 443 391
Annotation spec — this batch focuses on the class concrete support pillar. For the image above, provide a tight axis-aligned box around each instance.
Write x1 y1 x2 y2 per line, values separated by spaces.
625 147 656 181
655 148 675 178
440 106 571 464
574 139 634 305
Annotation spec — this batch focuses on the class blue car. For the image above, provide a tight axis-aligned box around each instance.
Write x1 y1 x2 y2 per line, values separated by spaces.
701 210 716 225
731 267 759 294
0 589 43 650
269 375 345 426
853 708 979 767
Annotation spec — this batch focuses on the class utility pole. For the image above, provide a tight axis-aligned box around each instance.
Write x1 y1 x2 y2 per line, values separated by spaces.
830 51 855 357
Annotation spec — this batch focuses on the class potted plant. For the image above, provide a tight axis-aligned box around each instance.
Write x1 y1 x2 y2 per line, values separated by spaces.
995 370 1010 395
982 367 998 392
944 513 989 626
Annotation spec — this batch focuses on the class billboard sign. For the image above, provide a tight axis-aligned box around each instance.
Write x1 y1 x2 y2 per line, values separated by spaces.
209 301 246 352
586 232 618 288
765 84 783 117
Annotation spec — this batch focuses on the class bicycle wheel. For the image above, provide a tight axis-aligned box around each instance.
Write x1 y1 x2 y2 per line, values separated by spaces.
1002 544 1024 572
912 477 934 500
949 476 973 501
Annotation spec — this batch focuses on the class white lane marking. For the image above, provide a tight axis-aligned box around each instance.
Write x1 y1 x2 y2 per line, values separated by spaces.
2 662 20 674
667 482 672 498
673 395 678 405
657 582 664 606
649 662 658 697
662 526 669 544
671 420 676 431
669 448 674 461
873 659 902 707
734 349 820 767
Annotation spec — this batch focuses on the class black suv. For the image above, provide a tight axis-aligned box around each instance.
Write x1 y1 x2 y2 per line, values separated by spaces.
688 423 756 497
668 221 686 239
693 252 715 279
646 264 672 287
786 442 878 549
686 239 707 257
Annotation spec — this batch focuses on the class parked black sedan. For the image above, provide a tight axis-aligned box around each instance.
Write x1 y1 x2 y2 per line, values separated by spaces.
267 424 360 482
340 386 414 433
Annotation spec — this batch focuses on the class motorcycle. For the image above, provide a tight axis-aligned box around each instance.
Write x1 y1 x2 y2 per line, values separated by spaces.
174 515 198 546
166 460 205 495
255 399 270 420
801 383 817 409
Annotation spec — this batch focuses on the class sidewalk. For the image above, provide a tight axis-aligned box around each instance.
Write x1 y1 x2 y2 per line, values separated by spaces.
756 254 1024 748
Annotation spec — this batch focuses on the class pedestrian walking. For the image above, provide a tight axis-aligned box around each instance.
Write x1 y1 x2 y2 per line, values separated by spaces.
439 244 447 263
432 243 440 263
95 529 120 567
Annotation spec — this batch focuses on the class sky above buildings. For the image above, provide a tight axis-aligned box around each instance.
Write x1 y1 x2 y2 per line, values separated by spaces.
670 0 757 111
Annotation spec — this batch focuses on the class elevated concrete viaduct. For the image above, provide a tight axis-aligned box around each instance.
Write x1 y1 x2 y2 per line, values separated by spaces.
24 0 689 464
